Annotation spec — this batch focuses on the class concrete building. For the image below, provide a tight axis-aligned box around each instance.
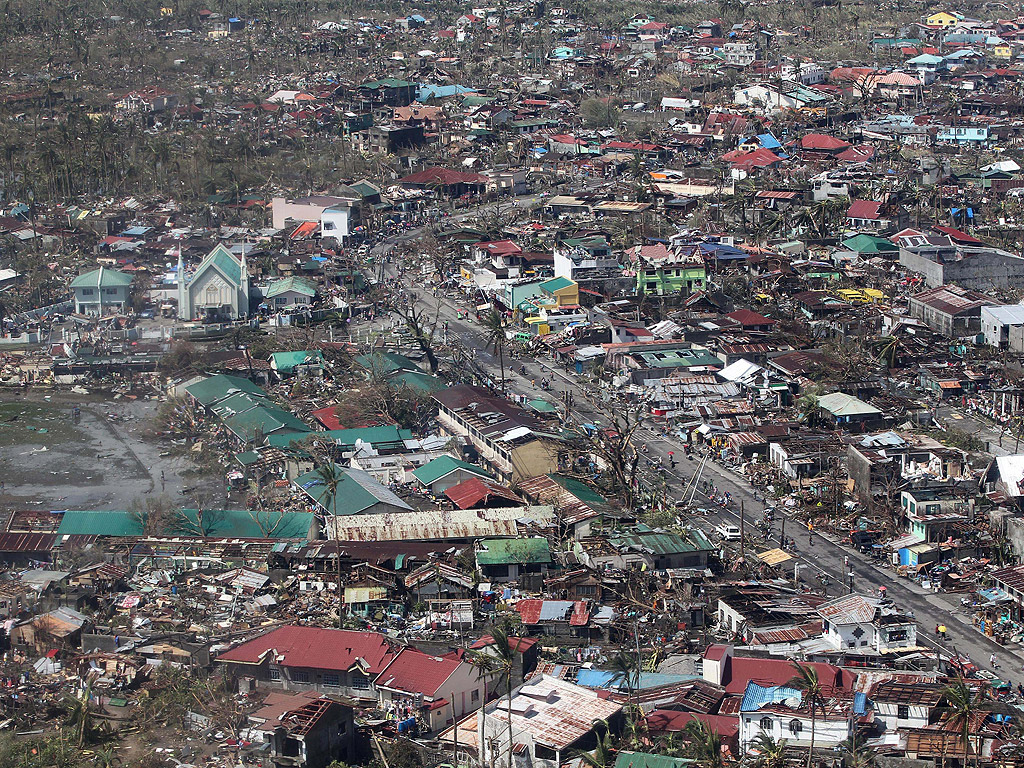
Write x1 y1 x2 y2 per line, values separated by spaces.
249 693 356 768
457 675 623 768
899 243 1024 289
272 194 361 237
908 285 990 337
70 267 133 315
981 304 1024 347
433 385 562 482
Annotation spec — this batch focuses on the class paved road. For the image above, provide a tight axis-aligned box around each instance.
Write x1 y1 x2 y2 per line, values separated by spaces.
363 200 1022 683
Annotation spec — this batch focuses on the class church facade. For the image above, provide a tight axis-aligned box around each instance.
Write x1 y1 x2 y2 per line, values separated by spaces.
178 244 252 321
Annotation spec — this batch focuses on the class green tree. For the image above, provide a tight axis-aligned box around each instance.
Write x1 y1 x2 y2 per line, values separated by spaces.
749 733 787 768
575 718 615 768
580 97 621 128
684 718 724 768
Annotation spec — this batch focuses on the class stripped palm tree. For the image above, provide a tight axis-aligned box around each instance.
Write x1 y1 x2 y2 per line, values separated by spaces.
481 308 508 394
787 662 825 768
469 626 518 768
748 733 787 768
943 676 985 768
312 461 344 626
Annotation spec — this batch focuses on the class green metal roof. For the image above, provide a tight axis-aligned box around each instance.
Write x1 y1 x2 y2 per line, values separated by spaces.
222 406 311 443
528 399 559 414
234 450 261 466
476 537 552 565
210 391 274 420
70 267 134 289
635 348 721 369
840 233 897 253
540 276 574 293
265 276 317 299
354 351 419 374
185 374 267 407
412 455 492 486
56 510 144 537
615 752 694 768
549 474 607 505
359 78 415 89
388 370 446 393
817 392 882 417
270 350 325 374
169 509 315 538
293 465 413 516
203 243 243 286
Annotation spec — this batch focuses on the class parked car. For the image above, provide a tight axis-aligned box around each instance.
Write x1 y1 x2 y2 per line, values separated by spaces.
715 524 742 541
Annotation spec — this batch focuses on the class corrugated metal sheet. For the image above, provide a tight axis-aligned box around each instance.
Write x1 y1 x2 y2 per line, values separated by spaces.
330 506 554 543
0 532 56 553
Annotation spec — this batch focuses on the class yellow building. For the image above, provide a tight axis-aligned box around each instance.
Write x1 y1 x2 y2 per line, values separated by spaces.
160 6 174 16
538 276 579 307
925 11 961 27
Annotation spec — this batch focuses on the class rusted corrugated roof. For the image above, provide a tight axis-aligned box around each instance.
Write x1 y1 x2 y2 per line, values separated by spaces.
330 506 553 543
0 532 56 553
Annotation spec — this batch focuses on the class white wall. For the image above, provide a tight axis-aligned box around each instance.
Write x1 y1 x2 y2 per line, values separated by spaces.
740 712 851 750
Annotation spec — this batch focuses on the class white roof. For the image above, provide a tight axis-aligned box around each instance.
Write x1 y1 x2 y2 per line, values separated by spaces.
719 358 764 384
993 455 1024 497
817 392 882 417
981 304 1024 325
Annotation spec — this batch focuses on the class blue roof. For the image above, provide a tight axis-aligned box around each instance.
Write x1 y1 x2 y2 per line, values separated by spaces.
576 669 699 690
417 84 475 102
739 681 803 712
758 133 782 150
700 242 747 259
854 691 868 716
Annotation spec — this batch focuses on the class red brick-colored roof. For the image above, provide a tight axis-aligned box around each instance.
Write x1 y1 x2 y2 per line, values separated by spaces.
444 476 523 509
847 199 883 220
217 625 397 673
722 655 848 694
375 647 463 697
647 710 739 737
799 133 851 151
932 224 984 245
725 309 776 327
399 167 487 186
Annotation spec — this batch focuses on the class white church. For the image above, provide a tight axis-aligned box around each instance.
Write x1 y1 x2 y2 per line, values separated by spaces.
178 244 252 321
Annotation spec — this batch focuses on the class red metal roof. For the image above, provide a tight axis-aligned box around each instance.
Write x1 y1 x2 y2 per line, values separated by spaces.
217 625 397 673
725 309 776 327
375 647 462 697
0 532 56 553
399 167 487 186
847 199 883 220
569 601 590 626
646 710 739 738
932 224 984 245
799 133 851 151
444 476 523 509
517 598 543 625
